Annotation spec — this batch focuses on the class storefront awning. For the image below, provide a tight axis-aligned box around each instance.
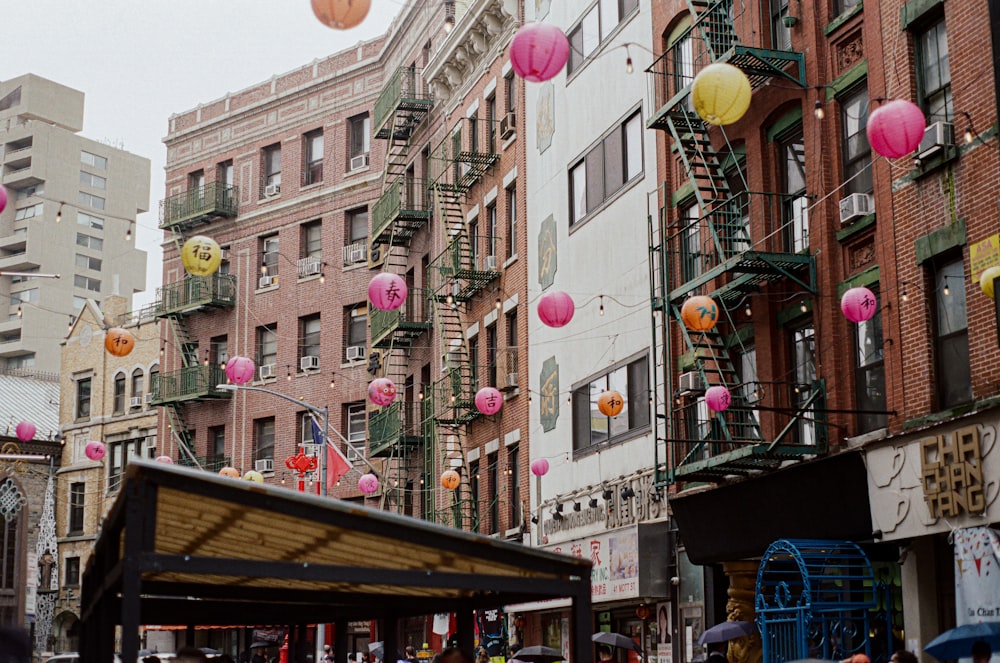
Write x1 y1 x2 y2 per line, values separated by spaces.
670 450 873 564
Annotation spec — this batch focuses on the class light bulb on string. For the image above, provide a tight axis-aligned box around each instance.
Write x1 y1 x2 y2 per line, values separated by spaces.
964 126 974 144
329 373 336 389
813 100 824 120
901 285 909 303
56 204 63 223
126 223 133 241
943 278 951 296
800 300 808 313
599 295 605 317
17 305 22 318
744 303 752 317
320 272 326 284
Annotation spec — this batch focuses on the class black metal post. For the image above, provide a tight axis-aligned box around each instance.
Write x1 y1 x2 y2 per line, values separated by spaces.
384 615 399 663
335 620 348 663
571 579 593 663
457 607 474 653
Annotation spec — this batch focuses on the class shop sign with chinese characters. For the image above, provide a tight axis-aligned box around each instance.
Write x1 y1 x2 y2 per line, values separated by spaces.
550 529 640 601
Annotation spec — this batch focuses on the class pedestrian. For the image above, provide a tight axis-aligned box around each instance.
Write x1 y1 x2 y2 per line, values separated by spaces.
252 648 268 663
175 647 210 663
475 647 489 663
0 626 31 663
406 646 419 663
972 641 992 663
890 650 917 663
706 641 729 663
438 647 474 663
598 645 615 662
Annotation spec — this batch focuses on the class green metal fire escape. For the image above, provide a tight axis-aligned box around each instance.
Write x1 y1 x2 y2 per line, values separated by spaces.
647 0 821 486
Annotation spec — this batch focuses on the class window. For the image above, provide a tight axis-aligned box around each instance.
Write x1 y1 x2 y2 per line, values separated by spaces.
13 288 38 303
75 254 102 271
262 142 281 189
76 233 103 250
486 323 497 388
78 191 105 210
791 324 817 445
771 0 791 50
72 296 87 310
9 269 36 284
841 86 872 195
572 354 650 450
255 417 275 463
347 207 368 247
569 111 643 225
74 275 101 292
149 364 159 398
261 235 279 278
303 129 324 185
301 220 322 260
69 482 85 533
345 305 367 359
112 373 126 414
257 326 277 377
488 453 499 534
469 460 481 531
348 113 371 168
77 211 104 230
836 0 860 16
567 0 638 74
778 127 808 252
933 258 971 408
79 170 107 189
736 344 760 426
300 314 321 362
508 444 521 527
76 376 91 419
469 218 480 266
14 184 43 200
680 205 702 283
854 285 887 432
189 169 205 193
210 336 228 367
81 151 107 169
14 203 42 220
917 18 952 123
504 72 516 114
131 369 144 400
65 556 80 587
506 307 518 348
485 203 497 259
505 185 517 259
469 335 480 389
486 95 497 152
218 160 234 187
209 426 226 465
108 434 155 492
345 402 366 454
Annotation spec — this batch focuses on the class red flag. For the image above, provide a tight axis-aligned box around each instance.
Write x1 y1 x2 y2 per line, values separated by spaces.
311 415 351 492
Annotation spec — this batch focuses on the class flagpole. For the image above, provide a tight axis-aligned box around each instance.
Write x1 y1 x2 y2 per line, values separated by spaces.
321 404 329 497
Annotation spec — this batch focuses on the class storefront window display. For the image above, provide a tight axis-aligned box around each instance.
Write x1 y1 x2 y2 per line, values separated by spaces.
677 551 704 663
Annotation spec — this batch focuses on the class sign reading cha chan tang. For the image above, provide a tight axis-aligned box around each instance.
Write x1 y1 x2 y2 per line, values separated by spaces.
551 528 640 601
921 424 987 518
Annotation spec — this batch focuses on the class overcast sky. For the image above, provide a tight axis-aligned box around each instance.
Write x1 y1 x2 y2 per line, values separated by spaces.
4 0 403 307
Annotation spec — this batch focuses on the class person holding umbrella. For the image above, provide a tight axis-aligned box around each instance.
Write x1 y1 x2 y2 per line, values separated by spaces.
706 641 729 663
972 641 992 663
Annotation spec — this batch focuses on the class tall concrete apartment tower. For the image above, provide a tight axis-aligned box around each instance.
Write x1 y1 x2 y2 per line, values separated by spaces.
0 74 149 374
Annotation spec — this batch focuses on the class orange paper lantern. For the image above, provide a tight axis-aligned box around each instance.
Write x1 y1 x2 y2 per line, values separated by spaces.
680 296 718 332
311 0 370 29
441 469 461 490
105 327 136 357
597 390 624 417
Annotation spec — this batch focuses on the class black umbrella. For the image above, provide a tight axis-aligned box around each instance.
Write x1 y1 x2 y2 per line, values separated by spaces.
511 645 564 663
697 621 755 645
592 633 642 654
200 648 222 656
925 622 1000 661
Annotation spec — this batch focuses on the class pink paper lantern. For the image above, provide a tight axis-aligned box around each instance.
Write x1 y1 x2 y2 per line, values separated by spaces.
510 22 570 83
530 458 550 477
866 99 926 159
0 186 7 214
705 385 732 412
475 387 504 415
155 455 174 464
841 286 878 323
368 377 397 406
358 473 379 495
15 421 35 442
225 356 256 386
85 440 106 461
537 290 575 328
368 272 408 311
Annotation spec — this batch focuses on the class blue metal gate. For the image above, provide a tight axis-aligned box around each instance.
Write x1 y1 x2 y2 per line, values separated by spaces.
755 540 876 663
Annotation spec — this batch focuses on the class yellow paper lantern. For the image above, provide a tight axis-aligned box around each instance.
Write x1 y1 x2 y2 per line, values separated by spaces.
691 63 752 126
105 327 136 357
243 470 264 483
981 266 1000 298
181 235 222 277
441 469 461 490
681 295 719 332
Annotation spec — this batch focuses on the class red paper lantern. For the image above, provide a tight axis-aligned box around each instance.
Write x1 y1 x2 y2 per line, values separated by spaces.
530 458 549 477
475 387 503 415
225 356 256 385
840 287 878 323
866 99 926 159
441 469 461 490
368 377 397 406
311 0 370 29
85 441 106 461
681 296 718 332
15 421 35 442
538 290 575 327
368 272 408 311
359 473 379 495
705 385 732 412
510 23 570 83
597 390 624 417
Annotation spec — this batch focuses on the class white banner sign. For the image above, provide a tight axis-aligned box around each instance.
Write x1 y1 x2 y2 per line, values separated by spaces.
548 529 639 601
954 527 1000 623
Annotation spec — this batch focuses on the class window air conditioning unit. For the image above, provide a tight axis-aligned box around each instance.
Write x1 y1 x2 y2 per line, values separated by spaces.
482 255 498 271
502 372 519 391
264 183 281 197
300 355 320 371
917 121 954 161
350 154 370 171
144 393 154 404
839 193 874 225
499 112 516 140
348 243 368 264
219 248 230 261
259 363 276 380
129 396 143 408
259 275 277 289
255 458 274 473
678 371 705 395
299 257 322 276
346 345 366 361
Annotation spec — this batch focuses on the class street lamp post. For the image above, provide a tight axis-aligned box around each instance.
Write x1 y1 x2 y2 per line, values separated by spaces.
215 383 329 497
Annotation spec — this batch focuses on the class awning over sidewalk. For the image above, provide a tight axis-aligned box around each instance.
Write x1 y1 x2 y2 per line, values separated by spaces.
80 460 592 663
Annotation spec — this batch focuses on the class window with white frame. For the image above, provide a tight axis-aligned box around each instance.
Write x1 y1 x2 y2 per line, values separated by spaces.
254 417 275 462
79 171 107 189
303 128 324 185
262 143 281 190
77 211 104 230
78 191 105 210
841 85 872 195
14 203 42 220
300 314 321 362
571 354 650 450
256 325 277 377
81 151 107 169
75 254 102 271
567 0 639 74
569 111 643 225
917 17 953 123
777 127 808 252
74 275 100 292
853 285 886 432
345 402 366 454
76 233 103 250
348 113 371 168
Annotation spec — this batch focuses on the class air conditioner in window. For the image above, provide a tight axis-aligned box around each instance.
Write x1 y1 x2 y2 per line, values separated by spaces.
346 345 366 361
917 121 954 161
839 193 874 225
144 393 154 404
299 257 322 277
482 255 498 271
678 371 705 395
258 275 277 289
259 363 276 380
219 248 230 261
499 112 516 139
502 372 519 391
264 183 281 197
255 458 274 473
350 154 370 171
348 244 368 264
300 355 320 371
128 396 143 408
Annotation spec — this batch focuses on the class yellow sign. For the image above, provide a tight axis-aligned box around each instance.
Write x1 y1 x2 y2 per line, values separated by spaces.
969 234 1000 285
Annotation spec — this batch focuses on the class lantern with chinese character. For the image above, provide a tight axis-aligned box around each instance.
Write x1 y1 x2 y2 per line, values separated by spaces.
219 467 240 478
537 290 575 328
104 327 136 357
441 469 461 490
866 99 926 159
840 286 878 323
510 23 570 83
311 0 370 29
358 473 379 495
691 63 752 126
368 377 397 406
85 440 106 461
530 458 549 477
368 272 408 311
981 266 1000 298
155 455 174 464
475 386 504 415
15 421 35 442
225 356 256 386
681 295 718 332
705 385 732 412
181 235 223 277
0 186 7 214
243 470 264 483
597 390 624 417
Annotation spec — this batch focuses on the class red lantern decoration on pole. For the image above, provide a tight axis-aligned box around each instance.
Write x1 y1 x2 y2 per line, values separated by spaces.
286 449 319 493
15 421 36 442
537 290 575 327
225 356 256 385
866 99 926 159
368 272 409 311
530 458 549 477
840 286 878 323
510 23 570 83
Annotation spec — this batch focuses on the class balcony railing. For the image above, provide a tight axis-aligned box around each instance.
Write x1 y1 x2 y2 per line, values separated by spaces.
371 177 430 245
177 455 233 473
153 274 237 318
430 234 501 302
159 182 238 231
368 401 427 457
429 369 481 424
150 365 230 405
428 117 500 192
370 287 433 348
374 66 434 139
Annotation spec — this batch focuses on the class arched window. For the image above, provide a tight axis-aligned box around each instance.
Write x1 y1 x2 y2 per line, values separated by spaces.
113 373 126 414
131 368 144 400
149 364 159 401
